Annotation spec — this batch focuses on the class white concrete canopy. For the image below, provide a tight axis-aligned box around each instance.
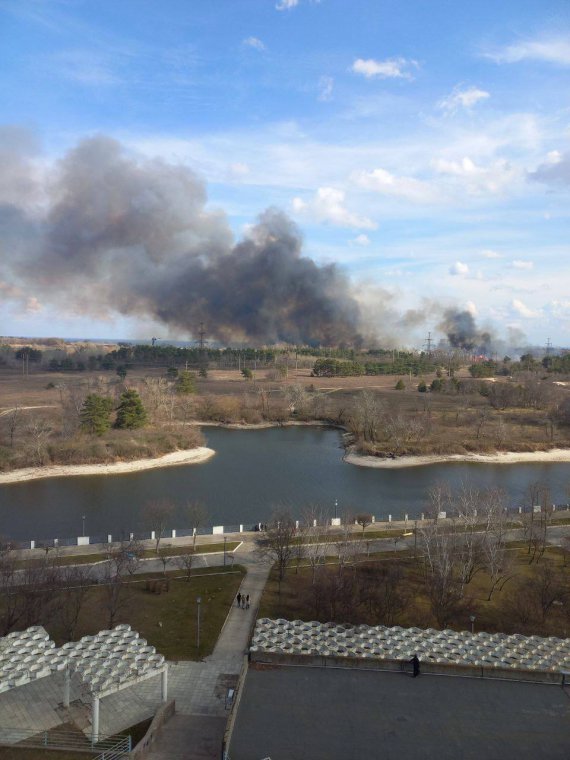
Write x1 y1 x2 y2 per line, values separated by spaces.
0 625 167 742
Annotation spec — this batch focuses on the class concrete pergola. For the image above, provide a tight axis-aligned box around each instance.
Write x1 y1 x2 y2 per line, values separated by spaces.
0 625 167 742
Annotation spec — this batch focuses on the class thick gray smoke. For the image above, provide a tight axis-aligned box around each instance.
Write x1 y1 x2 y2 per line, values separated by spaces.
1 134 361 346
438 309 492 352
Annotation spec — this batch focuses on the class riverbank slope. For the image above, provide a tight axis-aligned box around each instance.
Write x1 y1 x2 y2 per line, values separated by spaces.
345 447 570 469
0 446 215 484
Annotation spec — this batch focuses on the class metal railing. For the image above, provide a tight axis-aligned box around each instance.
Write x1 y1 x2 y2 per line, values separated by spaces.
0 726 131 755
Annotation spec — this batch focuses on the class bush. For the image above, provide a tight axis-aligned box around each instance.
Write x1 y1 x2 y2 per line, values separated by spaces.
395 379 405 390
417 380 427 392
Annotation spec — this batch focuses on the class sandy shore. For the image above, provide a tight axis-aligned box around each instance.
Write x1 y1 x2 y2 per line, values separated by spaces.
0 446 216 485
345 448 570 469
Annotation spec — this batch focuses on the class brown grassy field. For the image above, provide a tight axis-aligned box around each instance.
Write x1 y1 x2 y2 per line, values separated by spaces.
0 353 569 472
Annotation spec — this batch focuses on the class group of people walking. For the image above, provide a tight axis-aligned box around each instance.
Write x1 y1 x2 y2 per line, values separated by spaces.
236 592 250 609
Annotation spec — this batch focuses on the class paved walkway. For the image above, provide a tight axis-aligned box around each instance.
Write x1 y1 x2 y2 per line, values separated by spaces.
146 557 271 760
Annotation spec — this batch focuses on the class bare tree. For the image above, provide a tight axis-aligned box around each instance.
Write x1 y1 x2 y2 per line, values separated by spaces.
157 546 172 576
355 513 373 536
176 548 195 582
255 508 297 593
528 563 565 622
184 501 208 550
6 405 21 448
56 565 94 641
301 505 328 584
101 543 134 628
144 500 175 553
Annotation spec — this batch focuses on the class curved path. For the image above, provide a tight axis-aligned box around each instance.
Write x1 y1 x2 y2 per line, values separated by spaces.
145 552 270 760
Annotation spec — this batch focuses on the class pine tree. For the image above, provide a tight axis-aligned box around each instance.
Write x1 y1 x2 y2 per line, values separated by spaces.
115 389 147 429
176 370 197 395
80 394 114 435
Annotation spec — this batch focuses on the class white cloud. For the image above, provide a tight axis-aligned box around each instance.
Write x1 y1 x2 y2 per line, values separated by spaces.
465 300 478 316
482 249 501 259
276 0 299 9
486 36 570 66
318 75 334 102
350 234 371 246
352 167 441 204
511 298 540 318
292 187 377 230
449 261 470 276
512 259 534 270
351 57 417 80
439 86 490 112
243 37 266 52
228 162 250 179
434 156 520 195
25 296 42 314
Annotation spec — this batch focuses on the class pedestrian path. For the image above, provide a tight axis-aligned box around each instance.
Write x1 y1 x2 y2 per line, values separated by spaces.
146 558 271 760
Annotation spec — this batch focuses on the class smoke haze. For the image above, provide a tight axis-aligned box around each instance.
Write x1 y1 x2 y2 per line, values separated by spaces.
2 134 361 346
0 131 525 351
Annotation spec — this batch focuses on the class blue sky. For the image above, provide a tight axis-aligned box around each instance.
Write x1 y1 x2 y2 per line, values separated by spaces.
1 0 569 346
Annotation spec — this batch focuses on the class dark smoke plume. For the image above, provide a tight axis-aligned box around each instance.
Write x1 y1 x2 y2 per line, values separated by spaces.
1 134 361 346
438 308 492 352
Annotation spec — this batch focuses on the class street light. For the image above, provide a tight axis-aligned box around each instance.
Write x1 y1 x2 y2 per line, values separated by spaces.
470 614 476 634
223 536 227 566
82 515 86 537
334 499 338 520
196 596 202 652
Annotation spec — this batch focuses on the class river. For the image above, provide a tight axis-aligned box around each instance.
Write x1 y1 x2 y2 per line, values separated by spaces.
0 426 569 541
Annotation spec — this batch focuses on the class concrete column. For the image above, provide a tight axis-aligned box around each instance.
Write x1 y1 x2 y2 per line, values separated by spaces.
107 534 112 545
371 516 375 523
161 667 168 702
130 532 134 541
405 514 408 523
171 529 177 539
239 524 244 533
421 513 424 521
30 540 35 550
295 520 299 529
313 519 317 527
91 696 100 743
151 530 156 541
519 506 522 514
388 515 392 522
63 667 70 708
54 539 59 547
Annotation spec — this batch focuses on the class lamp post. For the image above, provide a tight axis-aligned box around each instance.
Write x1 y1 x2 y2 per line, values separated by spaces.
82 515 86 537
196 596 202 652
334 499 338 520
470 614 476 634
223 536 227 566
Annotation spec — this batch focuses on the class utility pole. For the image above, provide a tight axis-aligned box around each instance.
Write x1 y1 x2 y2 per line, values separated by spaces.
198 321 206 352
545 338 552 356
424 331 433 357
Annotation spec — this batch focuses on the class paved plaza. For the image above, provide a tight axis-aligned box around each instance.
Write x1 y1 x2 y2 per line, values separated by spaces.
0 548 269 758
229 665 570 760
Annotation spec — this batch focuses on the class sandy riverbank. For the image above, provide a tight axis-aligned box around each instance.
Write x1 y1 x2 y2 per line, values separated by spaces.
0 446 216 484
345 448 570 469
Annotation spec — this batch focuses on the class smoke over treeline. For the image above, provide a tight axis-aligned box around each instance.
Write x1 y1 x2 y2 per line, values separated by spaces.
1 133 361 346
0 131 523 352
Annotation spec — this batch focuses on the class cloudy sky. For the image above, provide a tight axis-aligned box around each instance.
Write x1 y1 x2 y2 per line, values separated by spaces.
1 0 569 346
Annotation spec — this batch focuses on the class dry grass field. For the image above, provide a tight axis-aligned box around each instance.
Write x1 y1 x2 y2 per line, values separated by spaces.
0 341 569 471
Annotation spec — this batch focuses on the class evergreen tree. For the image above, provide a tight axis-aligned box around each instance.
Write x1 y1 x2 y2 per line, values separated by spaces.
115 389 147 429
80 394 114 435
176 370 197 394
395 379 405 390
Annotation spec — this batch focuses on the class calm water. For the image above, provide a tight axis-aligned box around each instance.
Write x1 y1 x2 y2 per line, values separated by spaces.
0 426 569 541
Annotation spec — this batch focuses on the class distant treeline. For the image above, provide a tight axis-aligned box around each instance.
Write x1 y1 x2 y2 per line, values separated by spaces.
311 356 437 377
